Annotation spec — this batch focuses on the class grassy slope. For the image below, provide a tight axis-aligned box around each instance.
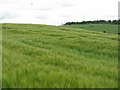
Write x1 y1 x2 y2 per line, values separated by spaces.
0 24 2 88
63 24 118 34
2 23 118 88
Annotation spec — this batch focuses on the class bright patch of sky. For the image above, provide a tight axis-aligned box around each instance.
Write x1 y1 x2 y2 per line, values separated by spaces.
0 0 119 25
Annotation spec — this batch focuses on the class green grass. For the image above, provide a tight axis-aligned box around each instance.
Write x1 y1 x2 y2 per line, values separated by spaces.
63 24 118 34
2 23 118 88
0 24 2 89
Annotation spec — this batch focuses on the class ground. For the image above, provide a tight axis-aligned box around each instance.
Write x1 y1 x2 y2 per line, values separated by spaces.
2 23 118 88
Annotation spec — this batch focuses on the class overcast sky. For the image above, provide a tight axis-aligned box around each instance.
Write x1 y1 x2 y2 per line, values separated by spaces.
0 0 119 25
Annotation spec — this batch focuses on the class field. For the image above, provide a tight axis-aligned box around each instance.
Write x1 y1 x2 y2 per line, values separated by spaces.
64 24 118 34
0 24 2 89
2 23 118 88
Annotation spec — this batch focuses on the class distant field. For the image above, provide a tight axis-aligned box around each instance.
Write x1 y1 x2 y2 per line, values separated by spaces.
63 24 118 34
2 23 118 88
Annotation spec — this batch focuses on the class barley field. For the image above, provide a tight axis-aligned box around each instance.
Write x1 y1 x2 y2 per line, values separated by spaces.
2 23 118 88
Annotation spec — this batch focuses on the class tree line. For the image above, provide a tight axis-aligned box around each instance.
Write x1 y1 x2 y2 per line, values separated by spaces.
64 20 120 25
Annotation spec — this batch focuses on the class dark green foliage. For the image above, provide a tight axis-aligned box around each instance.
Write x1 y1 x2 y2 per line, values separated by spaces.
64 20 120 25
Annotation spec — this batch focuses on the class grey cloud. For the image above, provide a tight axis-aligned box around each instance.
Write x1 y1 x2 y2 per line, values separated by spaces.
37 8 52 11
0 12 17 20
107 15 117 18
60 3 75 7
0 16 5 20
61 15 72 18
36 15 48 20
102 15 117 19
54 1 75 7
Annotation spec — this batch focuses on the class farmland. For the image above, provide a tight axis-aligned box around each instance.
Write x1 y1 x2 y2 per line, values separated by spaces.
2 23 118 88
64 24 118 34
